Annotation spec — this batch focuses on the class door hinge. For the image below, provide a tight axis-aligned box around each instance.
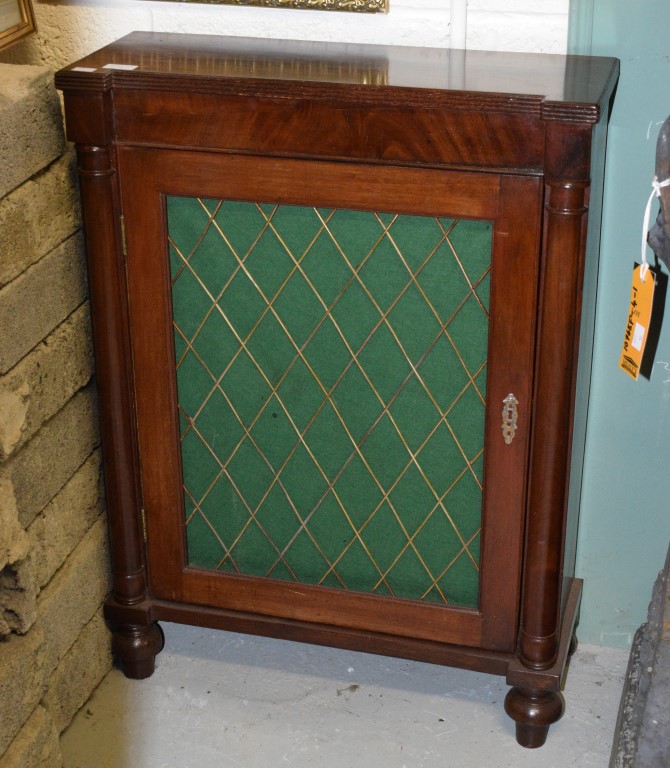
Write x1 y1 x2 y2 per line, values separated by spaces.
139 507 147 544
120 214 127 257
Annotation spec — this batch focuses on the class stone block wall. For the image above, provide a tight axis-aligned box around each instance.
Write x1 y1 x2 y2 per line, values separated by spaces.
0 64 112 766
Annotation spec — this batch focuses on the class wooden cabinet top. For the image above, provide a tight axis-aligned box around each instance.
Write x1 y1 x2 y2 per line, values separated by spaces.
56 32 618 123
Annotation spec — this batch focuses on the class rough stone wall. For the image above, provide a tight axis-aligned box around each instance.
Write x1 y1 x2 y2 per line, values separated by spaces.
0 64 112 767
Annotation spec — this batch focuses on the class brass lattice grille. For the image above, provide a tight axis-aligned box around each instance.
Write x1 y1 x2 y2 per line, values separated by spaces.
167 197 491 608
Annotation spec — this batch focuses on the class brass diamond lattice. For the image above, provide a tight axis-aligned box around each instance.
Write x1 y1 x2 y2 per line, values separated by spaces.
167 197 491 608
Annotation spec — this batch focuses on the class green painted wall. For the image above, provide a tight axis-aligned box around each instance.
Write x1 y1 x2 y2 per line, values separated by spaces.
570 0 670 646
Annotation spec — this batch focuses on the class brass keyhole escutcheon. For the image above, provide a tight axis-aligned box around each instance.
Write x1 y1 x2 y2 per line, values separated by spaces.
502 394 519 445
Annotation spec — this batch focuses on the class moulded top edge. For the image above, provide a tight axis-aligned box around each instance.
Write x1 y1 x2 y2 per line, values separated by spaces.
55 31 619 117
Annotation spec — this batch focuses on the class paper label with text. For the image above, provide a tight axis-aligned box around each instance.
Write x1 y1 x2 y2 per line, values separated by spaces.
619 264 656 380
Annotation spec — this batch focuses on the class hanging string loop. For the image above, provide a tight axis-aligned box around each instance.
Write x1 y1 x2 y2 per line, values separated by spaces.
641 174 670 281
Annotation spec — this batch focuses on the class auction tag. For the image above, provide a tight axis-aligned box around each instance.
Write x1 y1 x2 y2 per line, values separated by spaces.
102 63 138 71
619 264 656 380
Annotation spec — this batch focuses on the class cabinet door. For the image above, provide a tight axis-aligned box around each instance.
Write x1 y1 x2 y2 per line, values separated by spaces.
119 147 541 652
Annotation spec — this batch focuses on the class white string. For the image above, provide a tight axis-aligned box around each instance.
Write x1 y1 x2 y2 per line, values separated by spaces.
641 174 670 281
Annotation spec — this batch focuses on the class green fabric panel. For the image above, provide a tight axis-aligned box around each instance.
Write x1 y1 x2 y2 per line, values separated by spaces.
167 197 491 609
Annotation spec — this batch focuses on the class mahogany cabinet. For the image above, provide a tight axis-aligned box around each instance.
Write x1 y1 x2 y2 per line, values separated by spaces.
56 33 618 748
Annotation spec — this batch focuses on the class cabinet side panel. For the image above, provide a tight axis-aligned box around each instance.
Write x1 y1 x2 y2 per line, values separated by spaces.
563 116 608 596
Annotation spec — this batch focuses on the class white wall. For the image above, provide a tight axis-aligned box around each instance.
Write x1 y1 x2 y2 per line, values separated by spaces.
467 0 570 53
3 0 568 69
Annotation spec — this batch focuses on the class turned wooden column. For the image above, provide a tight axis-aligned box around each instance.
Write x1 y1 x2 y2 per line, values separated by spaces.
505 119 593 747
66 83 163 677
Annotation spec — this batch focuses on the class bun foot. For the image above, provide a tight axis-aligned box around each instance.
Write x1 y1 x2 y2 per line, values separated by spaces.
504 687 564 748
112 621 164 679
514 721 550 749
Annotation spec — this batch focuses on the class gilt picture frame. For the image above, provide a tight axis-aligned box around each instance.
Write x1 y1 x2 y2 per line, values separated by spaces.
0 0 36 52
150 0 388 12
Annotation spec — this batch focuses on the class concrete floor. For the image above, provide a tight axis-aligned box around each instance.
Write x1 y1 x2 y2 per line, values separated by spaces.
61 622 628 768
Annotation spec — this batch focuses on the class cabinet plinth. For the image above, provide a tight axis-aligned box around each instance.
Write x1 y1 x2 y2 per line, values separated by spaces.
56 32 618 746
